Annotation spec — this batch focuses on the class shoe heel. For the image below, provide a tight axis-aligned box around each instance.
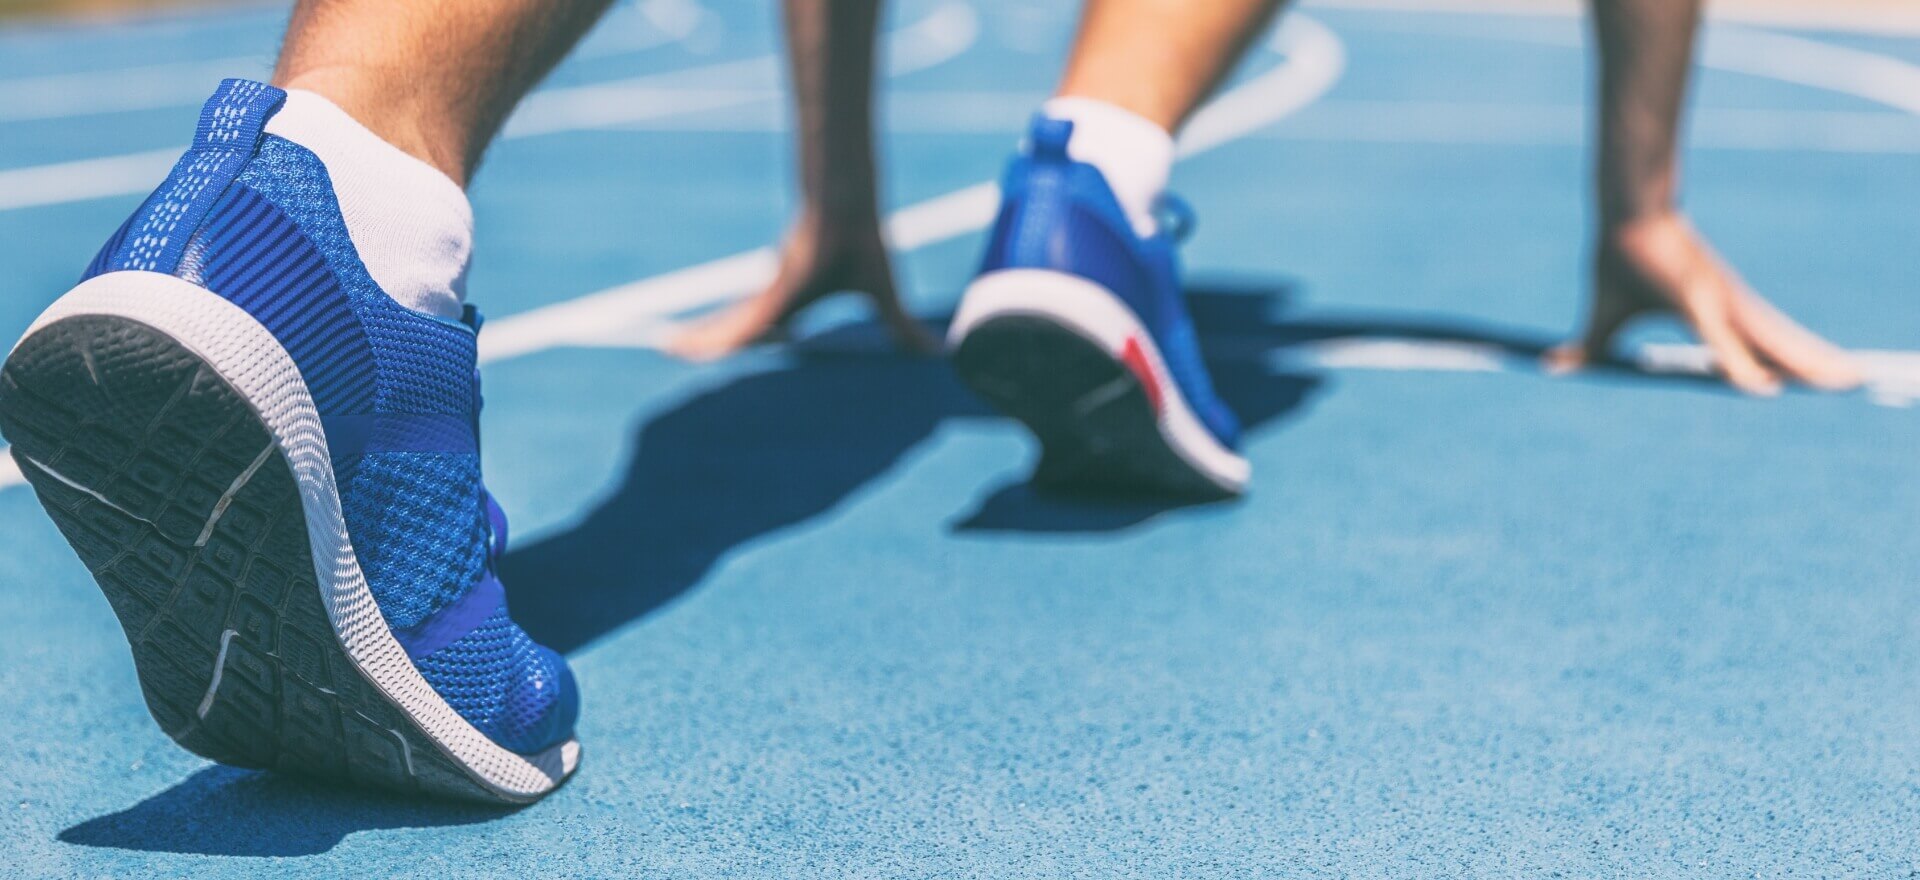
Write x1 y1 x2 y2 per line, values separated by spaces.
951 269 1247 498
2 272 577 803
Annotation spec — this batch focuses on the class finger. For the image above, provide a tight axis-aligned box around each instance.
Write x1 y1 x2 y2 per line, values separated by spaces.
1542 342 1591 376
1728 287 1864 391
1680 288 1780 396
664 279 795 362
1546 268 1658 375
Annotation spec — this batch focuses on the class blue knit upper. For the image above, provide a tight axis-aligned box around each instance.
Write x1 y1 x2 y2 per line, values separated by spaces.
82 80 575 756
979 116 1240 450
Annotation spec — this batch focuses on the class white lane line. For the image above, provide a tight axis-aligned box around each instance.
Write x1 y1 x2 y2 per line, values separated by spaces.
571 0 717 60
595 94 1920 154
0 57 270 124
0 0 979 213
1306 338 1507 372
477 14 1348 362
1700 28 1920 118
3 344 1911 498
1300 0 1920 36
1257 102 1920 153
1276 338 1920 408
1484 20 1920 119
478 182 1007 362
505 0 976 137
0 0 714 120
0 148 183 213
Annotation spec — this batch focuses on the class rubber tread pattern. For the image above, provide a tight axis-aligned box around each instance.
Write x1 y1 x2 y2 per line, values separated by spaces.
952 314 1234 500
0 316 514 802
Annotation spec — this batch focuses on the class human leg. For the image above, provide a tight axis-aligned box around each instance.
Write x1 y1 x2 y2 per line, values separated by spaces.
1549 0 1861 393
949 0 1284 498
0 0 616 802
669 0 935 360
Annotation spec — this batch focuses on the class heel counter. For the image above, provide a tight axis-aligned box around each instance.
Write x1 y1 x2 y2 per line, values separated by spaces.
978 115 1148 288
79 79 287 284
980 156 1070 275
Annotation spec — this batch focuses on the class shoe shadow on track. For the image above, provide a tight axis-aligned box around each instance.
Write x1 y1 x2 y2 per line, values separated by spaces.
950 276 1567 533
499 276 1558 654
58 765 508 857
499 330 989 653
498 284 1320 653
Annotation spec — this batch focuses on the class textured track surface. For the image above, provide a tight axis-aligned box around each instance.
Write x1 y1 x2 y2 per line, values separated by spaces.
1 0 1917 876
0 316 508 804
954 314 1232 499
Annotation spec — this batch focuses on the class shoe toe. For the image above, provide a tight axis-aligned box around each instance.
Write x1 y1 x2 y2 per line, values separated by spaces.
500 644 580 756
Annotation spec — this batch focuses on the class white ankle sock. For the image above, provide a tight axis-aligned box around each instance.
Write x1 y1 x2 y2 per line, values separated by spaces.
264 89 473 320
1040 96 1175 239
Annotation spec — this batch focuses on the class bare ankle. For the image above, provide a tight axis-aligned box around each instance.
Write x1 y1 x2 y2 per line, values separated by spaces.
274 70 469 184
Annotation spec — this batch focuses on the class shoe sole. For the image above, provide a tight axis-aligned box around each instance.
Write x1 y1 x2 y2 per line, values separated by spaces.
0 271 577 804
949 269 1249 499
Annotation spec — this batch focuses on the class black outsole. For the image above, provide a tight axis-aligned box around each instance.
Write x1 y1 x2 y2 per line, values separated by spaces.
951 314 1234 500
0 315 523 804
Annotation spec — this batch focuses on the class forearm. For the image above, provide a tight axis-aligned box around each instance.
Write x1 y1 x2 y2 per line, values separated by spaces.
1588 0 1704 228
782 0 886 224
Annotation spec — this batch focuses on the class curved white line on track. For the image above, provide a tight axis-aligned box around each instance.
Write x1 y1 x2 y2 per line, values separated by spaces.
1698 28 1920 118
476 14 1347 362
1301 0 1920 37
0 1 979 213
1486 20 1920 119
505 0 977 136
0 0 718 121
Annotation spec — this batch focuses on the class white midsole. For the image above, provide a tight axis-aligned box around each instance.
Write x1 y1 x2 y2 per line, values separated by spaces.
949 268 1252 494
20 271 577 801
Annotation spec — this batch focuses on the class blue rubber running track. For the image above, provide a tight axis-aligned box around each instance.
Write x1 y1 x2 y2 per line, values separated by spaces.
0 1 1916 876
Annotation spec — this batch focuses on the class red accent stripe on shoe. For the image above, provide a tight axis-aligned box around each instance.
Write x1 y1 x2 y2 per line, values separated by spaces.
1120 337 1163 414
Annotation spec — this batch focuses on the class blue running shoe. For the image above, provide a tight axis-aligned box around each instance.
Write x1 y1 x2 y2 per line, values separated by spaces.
949 116 1249 498
0 81 578 803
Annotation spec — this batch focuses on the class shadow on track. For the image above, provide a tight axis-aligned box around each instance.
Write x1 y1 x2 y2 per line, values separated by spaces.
497 278 1729 653
58 765 509 857
60 277 1574 854
502 277 1358 652
498 337 987 653
949 275 1569 533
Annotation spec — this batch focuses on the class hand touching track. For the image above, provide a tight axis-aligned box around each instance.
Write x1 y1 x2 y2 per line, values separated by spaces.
668 214 935 359
668 0 934 360
1548 212 1862 395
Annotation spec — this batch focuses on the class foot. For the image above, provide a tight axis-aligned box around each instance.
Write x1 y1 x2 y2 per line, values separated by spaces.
948 116 1247 498
0 81 577 804
667 213 937 360
1546 212 1863 395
